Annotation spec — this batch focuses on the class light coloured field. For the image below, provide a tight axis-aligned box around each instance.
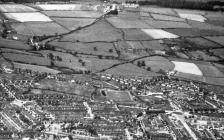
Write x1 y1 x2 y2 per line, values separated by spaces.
42 11 102 18
37 4 83 11
0 4 37 12
4 12 52 22
36 4 96 11
13 62 61 74
178 13 206 22
141 29 179 39
172 61 203 76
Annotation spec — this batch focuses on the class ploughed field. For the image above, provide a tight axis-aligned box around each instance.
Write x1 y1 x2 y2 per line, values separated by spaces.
0 3 224 85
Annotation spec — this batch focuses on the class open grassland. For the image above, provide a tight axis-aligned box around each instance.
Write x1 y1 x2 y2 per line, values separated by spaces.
0 38 31 50
82 57 121 72
61 20 123 42
50 41 118 57
134 56 175 72
104 63 159 77
42 10 102 18
51 17 95 31
24 22 68 36
2 53 51 66
13 62 61 74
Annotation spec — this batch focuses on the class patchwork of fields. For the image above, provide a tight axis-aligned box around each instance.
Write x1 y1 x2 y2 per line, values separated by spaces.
0 3 224 85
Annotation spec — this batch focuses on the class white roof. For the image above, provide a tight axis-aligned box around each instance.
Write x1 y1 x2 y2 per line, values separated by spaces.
172 61 203 76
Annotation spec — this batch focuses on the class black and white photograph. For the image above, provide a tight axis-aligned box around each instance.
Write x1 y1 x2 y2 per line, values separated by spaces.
0 0 224 139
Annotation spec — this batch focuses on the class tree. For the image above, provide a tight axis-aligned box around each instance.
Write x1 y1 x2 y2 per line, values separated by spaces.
137 61 141 67
98 55 102 59
141 61 146 67
93 47 97 51
109 49 113 53
147 67 151 71
48 53 54 60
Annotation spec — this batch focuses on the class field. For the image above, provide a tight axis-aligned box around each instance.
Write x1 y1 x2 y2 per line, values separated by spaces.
2 53 51 66
107 17 152 28
42 10 102 18
205 36 224 46
60 20 123 42
178 13 206 22
49 41 118 57
0 4 37 12
104 90 133 102
13 62 61 74
150 13 185 22
82 57 120 72
141 29 179 39
24 22 68 36
141 40 166 51
122 29 153 41
37 50 87 71
10 23 33 36
188 50 220 61
210 48 224 59
185 37 222 49
0 38 31 50
36 4 83 11
164 28 224 37
35 4 97 11
172 61 203 76
134 56 175 72
4 12 52 22
142 19 192 29
11 22 68 36
51 17 95 31
197 63 224 77
104 63 159 77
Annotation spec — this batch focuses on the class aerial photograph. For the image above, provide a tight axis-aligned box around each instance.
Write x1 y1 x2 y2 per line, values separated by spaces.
0 0 224 139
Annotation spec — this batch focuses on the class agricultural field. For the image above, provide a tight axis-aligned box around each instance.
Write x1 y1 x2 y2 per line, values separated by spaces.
172 61 203 76
134 56 175 73
4 12 52 22
51 17 95 31
0 38 31 50
104 63 159 77
0 4 37 12
49 41 118 57
42 10 102 18
187 50 220 61
24 22 68 36
210 48 224 59
60 20 123 42
107 17 152 28
13 62 61 74
2 53 51 66
103 90 133 102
